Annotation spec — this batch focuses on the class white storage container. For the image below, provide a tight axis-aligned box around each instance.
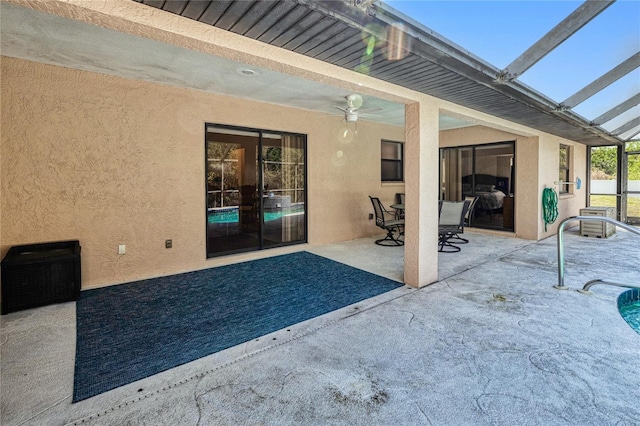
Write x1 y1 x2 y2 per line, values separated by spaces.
579 207 616 238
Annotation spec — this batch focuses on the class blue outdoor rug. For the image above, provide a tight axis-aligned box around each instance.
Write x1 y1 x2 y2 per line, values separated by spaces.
73 251 401 402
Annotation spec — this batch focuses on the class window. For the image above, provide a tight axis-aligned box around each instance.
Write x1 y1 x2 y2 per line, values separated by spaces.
559 144 570 194
381 140 403 182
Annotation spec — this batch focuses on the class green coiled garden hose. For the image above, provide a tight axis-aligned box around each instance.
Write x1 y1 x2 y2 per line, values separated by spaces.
542 187 558 232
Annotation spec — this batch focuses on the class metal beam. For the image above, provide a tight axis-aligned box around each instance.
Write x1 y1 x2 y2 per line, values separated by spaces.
562 52 640 108
591 93 640 125
501 0 614 80
626 129 640 141
612 116 640 137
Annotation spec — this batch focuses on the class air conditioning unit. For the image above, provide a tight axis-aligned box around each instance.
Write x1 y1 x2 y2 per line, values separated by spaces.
579 207 616 238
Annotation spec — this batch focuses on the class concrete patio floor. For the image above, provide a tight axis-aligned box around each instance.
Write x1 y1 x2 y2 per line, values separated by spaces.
1 227 639 425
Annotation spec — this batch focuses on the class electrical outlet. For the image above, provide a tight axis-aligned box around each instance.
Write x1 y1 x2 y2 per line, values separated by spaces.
165 239 172 249
368 213 374 220
118 244 126 255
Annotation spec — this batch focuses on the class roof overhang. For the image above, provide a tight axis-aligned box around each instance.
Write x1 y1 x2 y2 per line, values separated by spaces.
2 0 634 146
130 0 628 146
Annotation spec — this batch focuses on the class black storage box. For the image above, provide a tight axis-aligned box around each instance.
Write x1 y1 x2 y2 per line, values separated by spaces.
1 240 81 314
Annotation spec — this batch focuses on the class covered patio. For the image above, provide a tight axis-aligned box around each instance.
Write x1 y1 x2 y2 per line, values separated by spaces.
2 0 637 292
2 1 639 424
2 229 638 425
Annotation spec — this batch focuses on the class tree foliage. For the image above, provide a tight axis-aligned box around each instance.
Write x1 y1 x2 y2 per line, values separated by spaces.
628 141 640 180
590 141 640 180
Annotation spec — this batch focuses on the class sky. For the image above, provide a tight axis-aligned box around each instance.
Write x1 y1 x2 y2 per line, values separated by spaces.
384 0 640 136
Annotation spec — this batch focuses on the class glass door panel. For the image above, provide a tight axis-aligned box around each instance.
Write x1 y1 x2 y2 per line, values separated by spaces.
262 133 306 247
440 146 472 202
473 143 514 231
206 127 260 256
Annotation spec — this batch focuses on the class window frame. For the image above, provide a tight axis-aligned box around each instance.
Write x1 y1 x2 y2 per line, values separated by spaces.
381 139 404 182
204 123 308 258
559 144 571 194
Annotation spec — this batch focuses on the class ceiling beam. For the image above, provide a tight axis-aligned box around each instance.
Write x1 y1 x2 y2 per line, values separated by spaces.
591 93 640 126
500 0 614 81
562 52 640 109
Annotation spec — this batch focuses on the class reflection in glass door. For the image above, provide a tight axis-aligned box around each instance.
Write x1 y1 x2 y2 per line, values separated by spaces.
261 133 306 248
205 125 306 257
440 142 515 231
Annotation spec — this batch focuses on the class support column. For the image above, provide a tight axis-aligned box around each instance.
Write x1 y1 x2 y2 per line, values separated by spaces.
404 102 439 288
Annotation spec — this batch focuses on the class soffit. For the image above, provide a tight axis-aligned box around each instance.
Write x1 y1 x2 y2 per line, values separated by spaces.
0 1 407 128
133 0 626 146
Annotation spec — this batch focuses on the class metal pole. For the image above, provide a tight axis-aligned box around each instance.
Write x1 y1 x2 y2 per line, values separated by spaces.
554 216 577 289
578 279 640 295
555 215 640 290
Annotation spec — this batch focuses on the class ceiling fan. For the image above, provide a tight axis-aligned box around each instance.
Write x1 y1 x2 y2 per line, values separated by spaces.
334 94 365 123
334 94 380 123
333 94 384 141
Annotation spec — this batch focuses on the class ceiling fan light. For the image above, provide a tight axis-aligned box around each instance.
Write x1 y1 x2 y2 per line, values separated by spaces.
345 94 363 109
345 111 358 122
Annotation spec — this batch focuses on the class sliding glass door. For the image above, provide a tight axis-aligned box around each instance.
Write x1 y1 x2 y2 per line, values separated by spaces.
205 125 306 257
440 142 515 231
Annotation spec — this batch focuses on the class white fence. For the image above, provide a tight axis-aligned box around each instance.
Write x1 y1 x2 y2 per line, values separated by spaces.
591 180 640 198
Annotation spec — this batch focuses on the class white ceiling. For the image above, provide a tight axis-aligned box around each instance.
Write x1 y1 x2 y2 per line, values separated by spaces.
0 2 475 131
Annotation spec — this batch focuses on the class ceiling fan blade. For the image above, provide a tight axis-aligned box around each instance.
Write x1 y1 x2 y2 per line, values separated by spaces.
357 106 383 114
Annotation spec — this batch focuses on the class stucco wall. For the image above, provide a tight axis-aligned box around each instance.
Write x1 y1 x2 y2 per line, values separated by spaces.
1 57 404 288
537 136 587 239
516 136 541 240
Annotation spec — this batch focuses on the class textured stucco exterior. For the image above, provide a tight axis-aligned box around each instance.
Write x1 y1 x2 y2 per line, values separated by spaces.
538 136 587 239
1 57 406 288
403 102 440 287
1 0 589 292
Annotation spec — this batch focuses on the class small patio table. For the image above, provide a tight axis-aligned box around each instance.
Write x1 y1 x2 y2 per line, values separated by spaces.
391 204 404 220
